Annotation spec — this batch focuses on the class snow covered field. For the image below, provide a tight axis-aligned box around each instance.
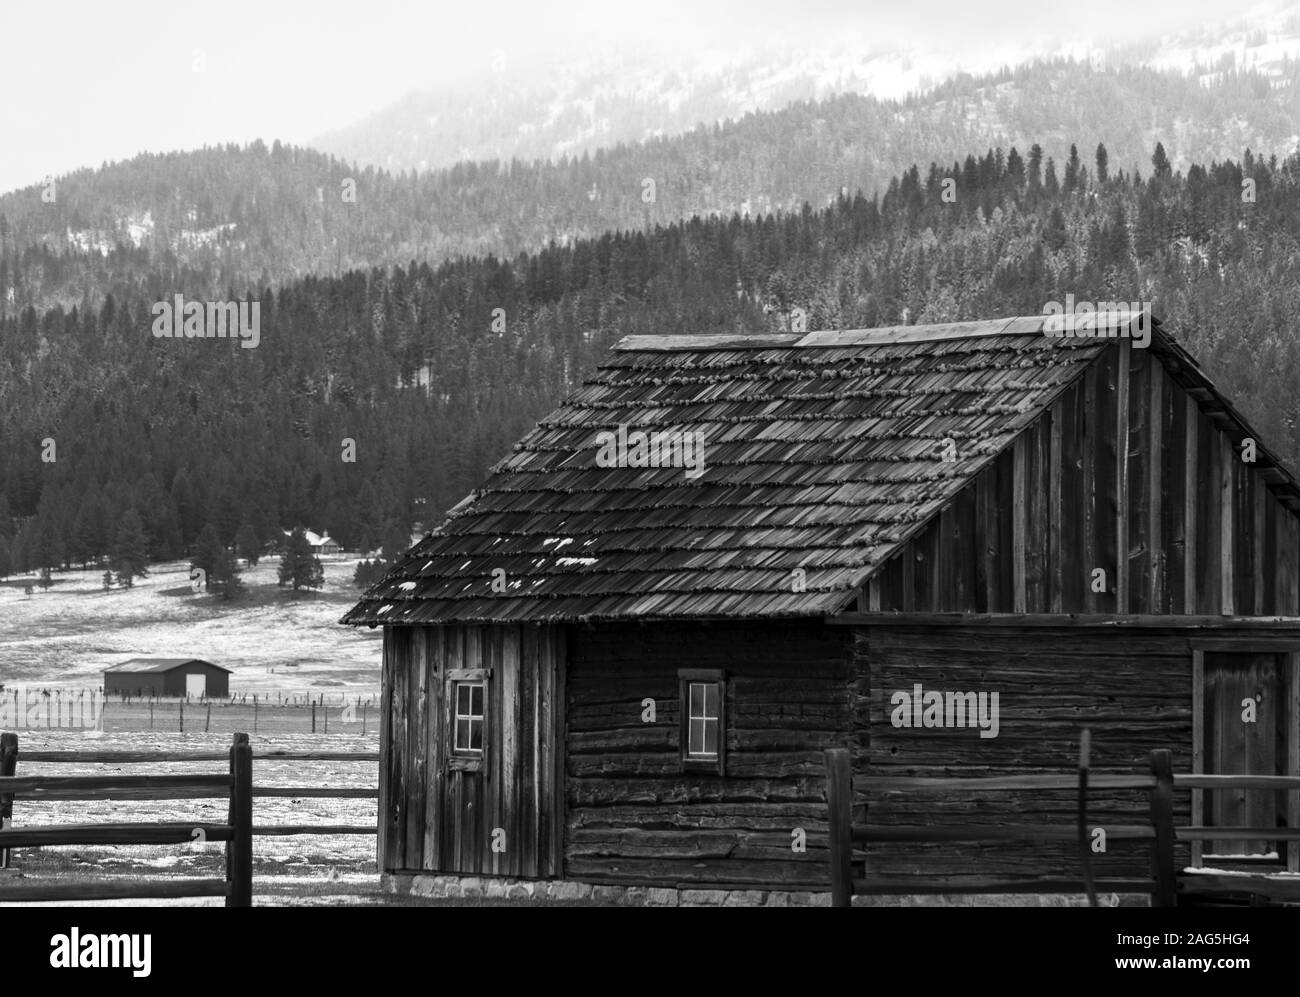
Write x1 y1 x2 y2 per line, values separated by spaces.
0 729 382 906
0 558 402 904
0 558 382 694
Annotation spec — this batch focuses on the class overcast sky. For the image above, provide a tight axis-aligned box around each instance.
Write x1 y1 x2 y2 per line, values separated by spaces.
0 0 1280 194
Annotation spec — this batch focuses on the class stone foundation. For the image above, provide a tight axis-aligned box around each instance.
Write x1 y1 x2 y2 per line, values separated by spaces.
385 873 1145 906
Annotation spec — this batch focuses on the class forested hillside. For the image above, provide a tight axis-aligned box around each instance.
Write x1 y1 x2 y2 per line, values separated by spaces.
5 59 1300 314
2 143 1299 580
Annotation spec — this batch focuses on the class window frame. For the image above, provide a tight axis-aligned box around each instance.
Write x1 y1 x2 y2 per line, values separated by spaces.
679 668 726 775
447 668 489 772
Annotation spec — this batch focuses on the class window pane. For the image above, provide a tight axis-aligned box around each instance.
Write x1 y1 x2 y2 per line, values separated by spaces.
689 683 704 718
457 684 471 716
704 683 718 718
470 684 483 717
689 718 704 755
470 718 483 750
703 717 718 755
456 718 469 750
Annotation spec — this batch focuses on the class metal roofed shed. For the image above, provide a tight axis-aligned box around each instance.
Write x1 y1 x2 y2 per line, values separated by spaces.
103 658 231 698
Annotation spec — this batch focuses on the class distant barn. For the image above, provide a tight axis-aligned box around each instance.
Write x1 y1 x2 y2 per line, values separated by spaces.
343 313 1300 897
284 529 341 556
103 658 230 698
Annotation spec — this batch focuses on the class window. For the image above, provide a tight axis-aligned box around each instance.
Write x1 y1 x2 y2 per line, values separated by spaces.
687 683 719 757
679 669 726 774
452 680 485 754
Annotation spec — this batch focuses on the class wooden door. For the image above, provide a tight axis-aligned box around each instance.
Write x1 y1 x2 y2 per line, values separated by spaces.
1201 653 1285 861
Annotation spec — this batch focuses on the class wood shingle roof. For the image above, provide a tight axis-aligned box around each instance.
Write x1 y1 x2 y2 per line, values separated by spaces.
343 314 1154 625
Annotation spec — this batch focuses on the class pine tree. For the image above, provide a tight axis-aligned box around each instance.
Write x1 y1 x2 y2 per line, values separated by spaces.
1027 144 1043 190
235 523 261 566
191 523 224 591
1064 144 1081 194
110 509 150 589
8 530 25 576
1006 147 1024 188
380 520 412 566
278 526 324 592
211 547 245 600
353 558 385 589
70 503 94 567
1152 142 1172 178
31 516 57 578
1045 206 1068 252
1095 143 1109 184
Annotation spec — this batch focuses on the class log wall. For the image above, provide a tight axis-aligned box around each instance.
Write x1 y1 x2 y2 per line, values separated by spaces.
564 620 854 887
852 624 1200 883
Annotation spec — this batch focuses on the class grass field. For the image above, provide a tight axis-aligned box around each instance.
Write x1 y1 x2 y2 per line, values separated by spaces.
0 557 382 695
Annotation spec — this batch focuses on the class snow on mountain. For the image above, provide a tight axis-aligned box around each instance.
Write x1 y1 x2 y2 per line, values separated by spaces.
313 1 1300 176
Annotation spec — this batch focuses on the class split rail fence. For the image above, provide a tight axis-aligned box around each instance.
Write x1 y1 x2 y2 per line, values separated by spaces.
0 732 378 905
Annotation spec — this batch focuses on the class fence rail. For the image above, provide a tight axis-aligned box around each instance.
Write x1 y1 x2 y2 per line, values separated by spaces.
825 736 1300 908
0 731 250 905
0 732 378 903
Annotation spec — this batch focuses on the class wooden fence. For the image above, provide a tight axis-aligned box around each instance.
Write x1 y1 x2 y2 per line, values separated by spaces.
0 732 379 904
0 731 252 905
825 741 1300 907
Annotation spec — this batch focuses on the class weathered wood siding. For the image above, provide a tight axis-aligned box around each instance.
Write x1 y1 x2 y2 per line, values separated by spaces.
853 624 1200 882
380 623 564 877
872 341 1300 614
565 620 854 887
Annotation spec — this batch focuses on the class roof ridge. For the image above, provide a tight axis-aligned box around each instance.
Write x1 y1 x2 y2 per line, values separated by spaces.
614 312 1161 351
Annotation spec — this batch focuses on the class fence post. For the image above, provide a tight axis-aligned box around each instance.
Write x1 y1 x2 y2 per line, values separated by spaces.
1149 748 1176 907
824 747 852 907
253 695 258 734
227 732 253 907
205 701 211 733
311 702 316 734
179 697 184 733
0 732 17 869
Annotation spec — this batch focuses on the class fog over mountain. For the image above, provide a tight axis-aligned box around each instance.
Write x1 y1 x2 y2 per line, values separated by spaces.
312 1 1300 175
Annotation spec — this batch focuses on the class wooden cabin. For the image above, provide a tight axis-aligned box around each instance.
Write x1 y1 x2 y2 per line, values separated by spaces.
341 313 1300 896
